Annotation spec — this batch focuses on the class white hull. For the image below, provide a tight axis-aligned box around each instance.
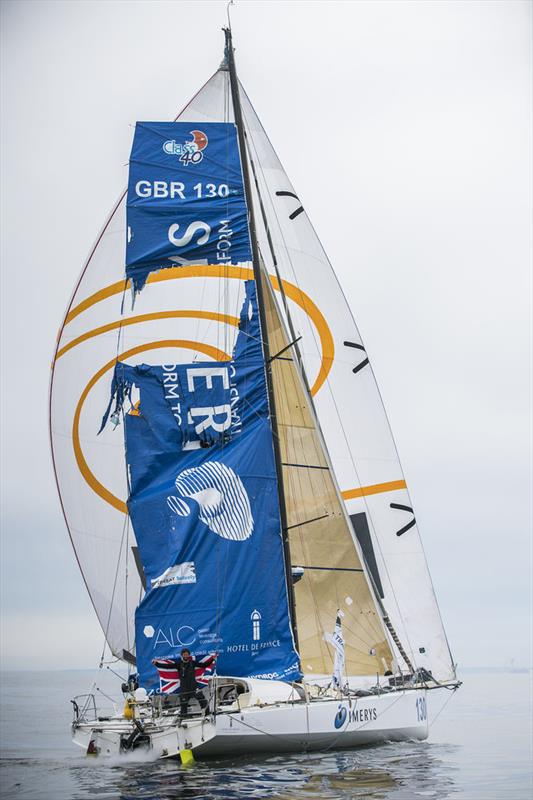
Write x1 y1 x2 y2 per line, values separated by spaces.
198 689 427 756
73 685 429 759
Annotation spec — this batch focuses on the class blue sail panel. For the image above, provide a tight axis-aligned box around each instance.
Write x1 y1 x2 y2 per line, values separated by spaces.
126 122 252 291
104 282 301 689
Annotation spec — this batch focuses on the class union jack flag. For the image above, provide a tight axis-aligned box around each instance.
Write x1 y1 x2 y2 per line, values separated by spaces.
152 654 217 695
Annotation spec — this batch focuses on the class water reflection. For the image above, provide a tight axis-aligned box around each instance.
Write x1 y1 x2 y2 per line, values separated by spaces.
67 741 459 800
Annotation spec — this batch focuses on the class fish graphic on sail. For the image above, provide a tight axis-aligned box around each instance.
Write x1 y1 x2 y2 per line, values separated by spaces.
167 461 254 542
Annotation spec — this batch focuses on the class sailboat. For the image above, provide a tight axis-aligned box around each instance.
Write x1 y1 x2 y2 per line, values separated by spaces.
49 27 459 760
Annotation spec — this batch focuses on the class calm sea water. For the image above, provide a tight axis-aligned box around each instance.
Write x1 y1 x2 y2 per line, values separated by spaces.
0 669 531 799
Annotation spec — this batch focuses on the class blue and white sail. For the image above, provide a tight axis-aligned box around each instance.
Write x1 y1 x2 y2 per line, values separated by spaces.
102 281 301 689
127 122 252 292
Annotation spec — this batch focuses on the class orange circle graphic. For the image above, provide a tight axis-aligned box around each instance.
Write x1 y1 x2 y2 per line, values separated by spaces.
73 339 230 514
62 265 334 397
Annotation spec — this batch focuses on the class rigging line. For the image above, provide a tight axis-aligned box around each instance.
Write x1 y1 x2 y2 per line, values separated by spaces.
193 276 209 356
95 686 119 705
428 685 458 729
99 511 129 668
124 513 131 662
293 564 365 573
336 602 387 642
285 513 330 531
269 336 303 362
282 462 329 470
106 665 127 682
341 613 393 653
111 278 129 374
238 393 272 434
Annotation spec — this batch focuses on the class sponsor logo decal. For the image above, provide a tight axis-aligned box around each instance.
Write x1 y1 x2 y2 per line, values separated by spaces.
151 562 196 589
167 461 254 541
145 625 198 646
334 703 378 728
251 609 262 641
163 129 208 166
334 704 348 729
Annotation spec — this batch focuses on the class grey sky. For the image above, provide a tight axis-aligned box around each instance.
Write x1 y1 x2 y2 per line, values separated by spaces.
1 0 530 670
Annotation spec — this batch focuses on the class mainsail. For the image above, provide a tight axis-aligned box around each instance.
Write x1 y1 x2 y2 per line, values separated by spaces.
49 35 455 684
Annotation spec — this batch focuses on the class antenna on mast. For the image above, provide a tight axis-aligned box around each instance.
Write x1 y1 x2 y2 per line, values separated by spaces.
227 0 234 30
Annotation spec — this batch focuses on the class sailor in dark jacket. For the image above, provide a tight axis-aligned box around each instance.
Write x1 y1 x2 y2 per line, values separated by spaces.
171 648 208 716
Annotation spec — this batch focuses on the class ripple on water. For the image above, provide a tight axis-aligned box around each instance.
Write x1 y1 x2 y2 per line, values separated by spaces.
27 741 452 800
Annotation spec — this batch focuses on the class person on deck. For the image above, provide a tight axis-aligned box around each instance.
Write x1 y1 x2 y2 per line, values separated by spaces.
155 648 209 716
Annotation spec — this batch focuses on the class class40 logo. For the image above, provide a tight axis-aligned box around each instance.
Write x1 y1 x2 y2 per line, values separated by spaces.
163 130 208 165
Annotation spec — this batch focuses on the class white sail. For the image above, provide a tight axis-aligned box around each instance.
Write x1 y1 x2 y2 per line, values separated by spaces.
239 84 456 683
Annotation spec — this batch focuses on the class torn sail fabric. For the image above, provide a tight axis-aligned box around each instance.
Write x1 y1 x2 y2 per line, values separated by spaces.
102 282 300 689
126 122 252 291
104 360 235 450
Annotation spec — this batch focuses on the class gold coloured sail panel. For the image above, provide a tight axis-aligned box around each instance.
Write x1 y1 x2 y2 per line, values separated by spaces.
260 271 393 676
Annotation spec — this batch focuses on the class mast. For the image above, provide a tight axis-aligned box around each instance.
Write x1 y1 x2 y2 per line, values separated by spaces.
224 26 300 654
